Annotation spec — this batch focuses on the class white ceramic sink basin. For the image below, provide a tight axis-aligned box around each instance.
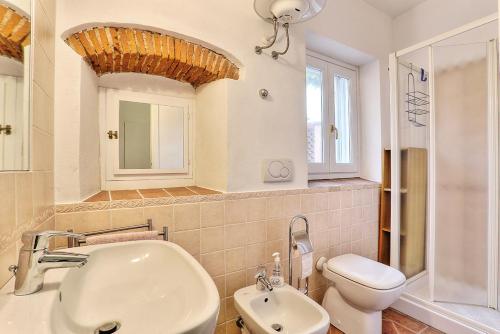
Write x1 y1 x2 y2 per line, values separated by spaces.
0 240 219 334
234 284 330 334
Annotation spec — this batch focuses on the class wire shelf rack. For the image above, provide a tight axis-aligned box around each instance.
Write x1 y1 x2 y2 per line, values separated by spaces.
405 63 429 127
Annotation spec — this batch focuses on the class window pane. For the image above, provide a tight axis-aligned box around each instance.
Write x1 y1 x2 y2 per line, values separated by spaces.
306 66 324 164
334 75 352 164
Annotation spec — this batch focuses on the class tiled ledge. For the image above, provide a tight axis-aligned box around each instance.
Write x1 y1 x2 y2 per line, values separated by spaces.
56 179 380 214
308 178 379 190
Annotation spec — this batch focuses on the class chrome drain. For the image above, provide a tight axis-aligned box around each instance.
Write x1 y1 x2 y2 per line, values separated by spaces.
271 323 283 332
94 321 121 334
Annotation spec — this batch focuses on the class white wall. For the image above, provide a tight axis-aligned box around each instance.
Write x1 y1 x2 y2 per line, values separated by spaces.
195 80 228 192
359 60 382 181
54 0 396 200
54 20 83 203
78 63 100 199
393 0 498 50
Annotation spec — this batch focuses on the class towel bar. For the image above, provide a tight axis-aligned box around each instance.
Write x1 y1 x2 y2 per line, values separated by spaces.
67 219 168 247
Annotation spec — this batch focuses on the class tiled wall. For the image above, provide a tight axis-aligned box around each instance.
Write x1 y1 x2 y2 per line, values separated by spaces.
0 0 56 288
54 181 380 333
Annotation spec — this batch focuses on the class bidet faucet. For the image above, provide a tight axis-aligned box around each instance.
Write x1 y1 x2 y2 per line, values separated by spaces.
255 266 273 292
9 230 89 296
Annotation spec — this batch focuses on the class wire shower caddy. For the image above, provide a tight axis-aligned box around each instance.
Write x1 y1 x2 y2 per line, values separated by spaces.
405 63 429 127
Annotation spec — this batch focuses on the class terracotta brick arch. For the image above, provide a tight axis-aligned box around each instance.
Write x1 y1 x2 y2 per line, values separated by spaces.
0 4 31 62
65 26 240 88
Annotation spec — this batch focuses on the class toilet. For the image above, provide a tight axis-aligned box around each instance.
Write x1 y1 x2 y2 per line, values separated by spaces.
319 254 406 334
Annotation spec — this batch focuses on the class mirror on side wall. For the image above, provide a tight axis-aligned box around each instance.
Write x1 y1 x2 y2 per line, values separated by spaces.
0 0 31 171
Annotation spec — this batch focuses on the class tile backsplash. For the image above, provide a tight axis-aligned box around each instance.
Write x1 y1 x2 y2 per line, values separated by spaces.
0 0 56 289
54 180 380 333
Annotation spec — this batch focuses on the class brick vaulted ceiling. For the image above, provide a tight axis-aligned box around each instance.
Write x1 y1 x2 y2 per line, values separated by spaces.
65 26 240 88
0 4 31 62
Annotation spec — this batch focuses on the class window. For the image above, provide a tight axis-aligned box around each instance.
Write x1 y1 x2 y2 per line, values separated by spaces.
306 54 359 177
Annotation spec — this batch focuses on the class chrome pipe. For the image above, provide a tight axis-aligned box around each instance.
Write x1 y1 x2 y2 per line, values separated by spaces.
272 23 290 60
255 17 279 54
289 214 312 295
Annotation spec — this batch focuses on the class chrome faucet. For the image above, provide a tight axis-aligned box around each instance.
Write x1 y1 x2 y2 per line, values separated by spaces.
9 231 89 296
255 266 273 292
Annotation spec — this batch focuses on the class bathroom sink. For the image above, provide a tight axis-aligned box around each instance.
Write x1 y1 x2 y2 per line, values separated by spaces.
0 240 219 334
234 284 330 334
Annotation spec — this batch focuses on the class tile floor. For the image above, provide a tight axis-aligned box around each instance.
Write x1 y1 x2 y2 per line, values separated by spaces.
329 308 444 334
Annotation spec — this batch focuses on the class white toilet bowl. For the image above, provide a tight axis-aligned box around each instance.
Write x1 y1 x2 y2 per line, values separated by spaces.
320 254 406 334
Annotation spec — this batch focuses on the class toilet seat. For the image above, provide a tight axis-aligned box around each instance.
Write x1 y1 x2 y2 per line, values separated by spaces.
326 254 406 290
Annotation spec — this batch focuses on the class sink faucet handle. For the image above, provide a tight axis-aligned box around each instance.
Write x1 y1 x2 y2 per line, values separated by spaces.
21 230 85 251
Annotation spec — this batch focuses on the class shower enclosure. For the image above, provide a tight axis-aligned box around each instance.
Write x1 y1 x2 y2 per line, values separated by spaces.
389 14 500 334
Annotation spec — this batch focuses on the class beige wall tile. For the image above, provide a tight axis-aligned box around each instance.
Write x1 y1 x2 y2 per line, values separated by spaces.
73 210 111 233
217 299 226 324
225 247 245 273
212 275 226 298
225 200 247 224
33 40 54 98
226 270 246 296
329 227 341 247
245 221 266 245
144 206 174 231
300 194 316 213
215 324 226 334
174 203 200 231
225 320 240 334
246 243 266 268
201 251 225 277
225 297 238 321
32 127 53 172
315 193 329 212
266 218 285 241
201 227 224 253
246 198 267 222
0 244 17 287
224 223 246 249
0 174 16 244
341 190 353 208
49 185 381 314
173 230 200 255
328 191 341 210
265 240 285 260
266 197 283 219
110 208 143 229
15 173 33 229
32 171 53 221
283 195 301 217
201 201 225 227
312 232 329 251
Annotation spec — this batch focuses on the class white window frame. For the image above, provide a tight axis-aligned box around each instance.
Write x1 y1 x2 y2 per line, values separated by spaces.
99 88 194 190
306 51 360 179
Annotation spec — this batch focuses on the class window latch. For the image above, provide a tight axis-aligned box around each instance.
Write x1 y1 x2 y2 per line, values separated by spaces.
0 124 12 135
329 124 339 140
107 130 118 139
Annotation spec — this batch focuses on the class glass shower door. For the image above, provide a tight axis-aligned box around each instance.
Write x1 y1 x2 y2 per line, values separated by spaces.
431 23 497 306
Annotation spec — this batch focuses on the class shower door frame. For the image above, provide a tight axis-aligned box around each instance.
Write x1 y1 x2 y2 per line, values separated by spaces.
389 12 500 312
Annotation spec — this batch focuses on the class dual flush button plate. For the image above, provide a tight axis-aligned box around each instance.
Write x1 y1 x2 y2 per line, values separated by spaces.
262 159 294 183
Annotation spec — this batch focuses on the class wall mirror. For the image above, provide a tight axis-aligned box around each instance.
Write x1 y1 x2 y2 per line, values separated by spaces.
118 100 186 170
0 0 31 171
101 89 193 186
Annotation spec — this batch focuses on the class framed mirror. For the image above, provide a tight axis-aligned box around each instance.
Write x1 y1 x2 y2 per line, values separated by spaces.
0 0 31 171
101 88 194 186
